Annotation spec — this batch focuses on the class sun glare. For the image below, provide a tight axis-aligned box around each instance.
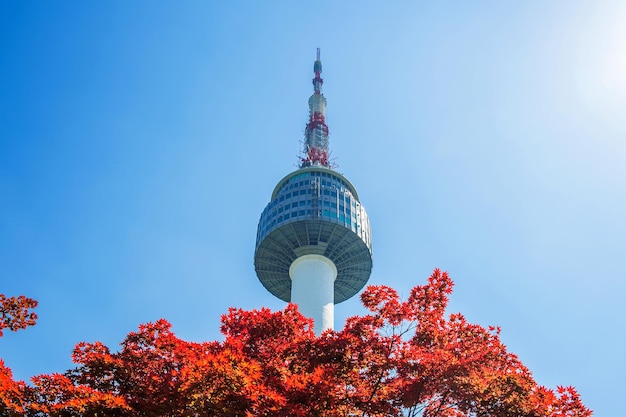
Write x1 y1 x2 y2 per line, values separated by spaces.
575 2 626 136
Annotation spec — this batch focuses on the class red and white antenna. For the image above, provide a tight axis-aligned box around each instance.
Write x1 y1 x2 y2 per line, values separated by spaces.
301 48 331 168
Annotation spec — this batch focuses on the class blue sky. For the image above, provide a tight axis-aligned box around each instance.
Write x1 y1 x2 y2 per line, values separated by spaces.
1 2 624 415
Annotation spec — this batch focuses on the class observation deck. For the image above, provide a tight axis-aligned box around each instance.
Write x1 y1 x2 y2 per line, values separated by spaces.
254 165 373 304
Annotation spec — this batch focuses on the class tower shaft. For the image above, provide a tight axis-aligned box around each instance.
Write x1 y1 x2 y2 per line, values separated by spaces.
290 255 337 334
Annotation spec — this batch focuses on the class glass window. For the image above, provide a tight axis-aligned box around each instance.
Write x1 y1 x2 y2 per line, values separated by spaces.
299 210 305 216
299 190 306 195
291 202 298 208
286 192 291 198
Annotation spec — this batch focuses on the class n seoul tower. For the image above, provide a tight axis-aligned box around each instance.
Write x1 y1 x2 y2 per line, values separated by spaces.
254 49 373 334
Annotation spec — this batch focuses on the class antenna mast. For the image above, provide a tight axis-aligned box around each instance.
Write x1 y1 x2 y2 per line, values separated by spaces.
301 48 330 168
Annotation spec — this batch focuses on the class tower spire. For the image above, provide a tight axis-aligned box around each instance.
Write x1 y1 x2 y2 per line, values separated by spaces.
301 48 330 168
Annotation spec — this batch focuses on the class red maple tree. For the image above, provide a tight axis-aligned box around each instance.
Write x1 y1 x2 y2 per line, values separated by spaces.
1 294 38 415
0 270 591 416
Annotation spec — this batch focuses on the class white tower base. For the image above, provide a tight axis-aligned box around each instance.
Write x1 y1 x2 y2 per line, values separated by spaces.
289 254 337 335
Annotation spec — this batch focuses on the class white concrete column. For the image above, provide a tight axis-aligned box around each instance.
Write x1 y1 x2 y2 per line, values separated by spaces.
289 254 337 335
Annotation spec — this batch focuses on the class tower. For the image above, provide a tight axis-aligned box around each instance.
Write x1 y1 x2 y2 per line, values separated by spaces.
254 49 373 334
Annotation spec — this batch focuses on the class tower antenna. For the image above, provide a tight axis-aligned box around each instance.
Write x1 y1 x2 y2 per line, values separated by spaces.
301 48 330 168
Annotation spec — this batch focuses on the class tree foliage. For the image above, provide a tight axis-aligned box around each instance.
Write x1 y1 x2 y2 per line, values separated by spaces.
1 294 38 415
0 270 591 416
0 295 38 338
